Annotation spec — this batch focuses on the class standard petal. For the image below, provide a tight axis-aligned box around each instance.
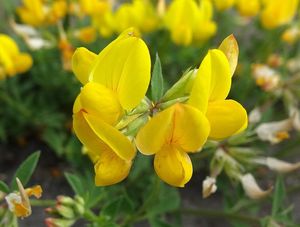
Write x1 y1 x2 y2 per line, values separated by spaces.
94 149 132 186
172 104 210 152
135 106 175 155
72 47 97 85
206 99 248 140
207 49 231 101
218 34 239 77
154 144 192 187
73 111 108 158
80 82 123 125
90 31 151 110
188 50 212 113
83 112 136 161
189 49 231 112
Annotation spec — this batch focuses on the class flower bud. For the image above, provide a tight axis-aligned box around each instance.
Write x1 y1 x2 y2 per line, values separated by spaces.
56 196 74 206
45 218 75 227
162 69 197 101
56 204 75 219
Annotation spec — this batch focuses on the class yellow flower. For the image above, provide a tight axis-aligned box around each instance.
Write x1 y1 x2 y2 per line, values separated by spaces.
260 0 299 29
189 35 248 140
0 34 33 79
211 0 235 11
72 28 151 186
235 0 260 17
136 35 246 187
5 178 42 218
113 0 158 34
164 0 216 46
74 27 97 44
17 0 68 26
136 103 210 187
17 0 46 27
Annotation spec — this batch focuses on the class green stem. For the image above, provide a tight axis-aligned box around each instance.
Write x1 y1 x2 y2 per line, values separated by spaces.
181 208 261 224
83 209 99 222
30 199 56 207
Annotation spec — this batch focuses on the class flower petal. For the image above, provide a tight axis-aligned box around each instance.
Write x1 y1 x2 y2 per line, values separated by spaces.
172 104 210 152
154 144 192 187
94 149 132 186
206 99 248 140
135 106 175 155
80 82 123 125
189 49 231 112
83 112 136 161
90 29 151 110
73 111 108 158
218 34 239 77
72 47 97 85
136 104 210 155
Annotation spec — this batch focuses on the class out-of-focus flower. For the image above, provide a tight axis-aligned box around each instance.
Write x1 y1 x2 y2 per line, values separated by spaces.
240 173 272 199
17 0 67 26
211 0 235 11
79 0 110 16
164 0 216 46
113 0 158 34
202 176 217 198
286 57 300 73
0 34 33 79
10 21 52 50
72 28 151 186
248 108 262 124
58 37 74 71
235 0 260 17
260 0 299 29
256 117 295 144
267 54 282 68
282 26 300 44
252 64 280 91
74 27 97 44
17 0 46 26
253 157 300 173
5 178 42 218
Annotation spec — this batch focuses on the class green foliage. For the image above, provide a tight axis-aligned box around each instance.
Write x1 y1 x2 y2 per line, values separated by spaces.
151 53 164 102
10 151 40 190
0 181 9 193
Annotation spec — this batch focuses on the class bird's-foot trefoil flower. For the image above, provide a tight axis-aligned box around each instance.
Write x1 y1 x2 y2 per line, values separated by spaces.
72 28 151 186
5 178 42 218
189 35 248 140
136 35 247 187
0 34 33 79
164 0 217 46
260 0 299 29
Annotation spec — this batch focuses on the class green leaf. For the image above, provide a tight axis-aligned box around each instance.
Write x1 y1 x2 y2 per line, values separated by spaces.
146 183 180 216
0 180 9 193
65 172 85 196
272 175 286 216
101 195 134 220
151 53 164 102
11 151 41 190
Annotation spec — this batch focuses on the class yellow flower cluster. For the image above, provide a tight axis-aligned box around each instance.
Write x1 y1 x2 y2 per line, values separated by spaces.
72 28 248 187
210 0 299 28
17 0 67 26
0 34 32 79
